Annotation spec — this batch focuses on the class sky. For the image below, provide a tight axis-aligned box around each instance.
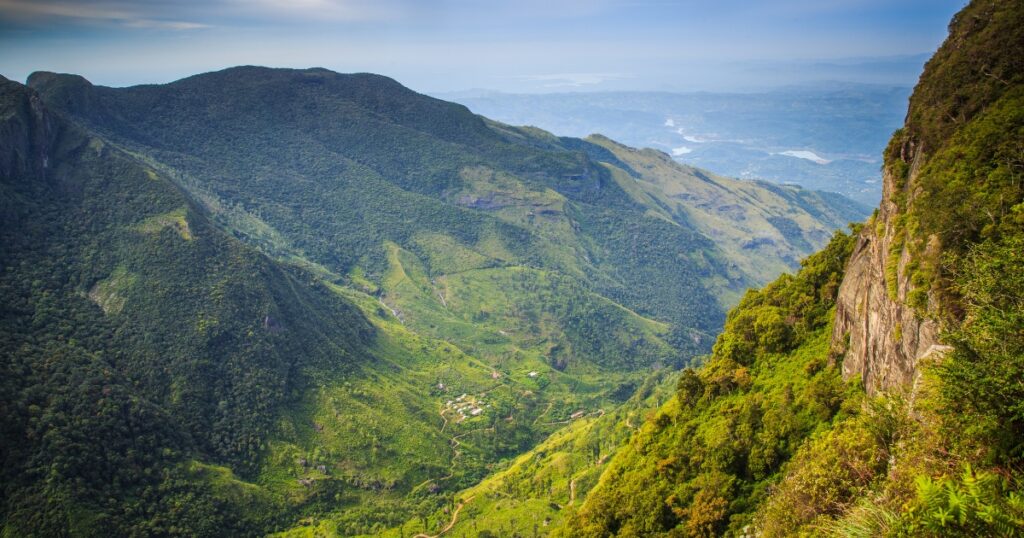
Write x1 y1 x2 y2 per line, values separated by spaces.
0 0 967 93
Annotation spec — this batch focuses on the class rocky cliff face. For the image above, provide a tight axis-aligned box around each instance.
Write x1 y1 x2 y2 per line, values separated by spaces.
830 145 942 393
830 0 1022 393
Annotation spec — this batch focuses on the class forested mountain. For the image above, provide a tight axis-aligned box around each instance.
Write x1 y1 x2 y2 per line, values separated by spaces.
0 75 376 535
1 60 865 535
27 66 864 340
540 1 1024 536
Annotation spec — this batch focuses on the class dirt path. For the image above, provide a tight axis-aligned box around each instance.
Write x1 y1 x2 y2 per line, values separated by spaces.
378 296 403 324
413 495 476 538
412 426 494 495
532 401 554 426
438 403 449 433
569 478 578 505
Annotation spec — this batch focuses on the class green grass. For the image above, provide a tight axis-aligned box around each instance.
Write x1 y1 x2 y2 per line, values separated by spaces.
252 267 671 535
135 206 193 240
86 265 136 315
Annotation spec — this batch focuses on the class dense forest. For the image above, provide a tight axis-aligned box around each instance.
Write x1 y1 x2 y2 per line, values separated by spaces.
0 76 374 535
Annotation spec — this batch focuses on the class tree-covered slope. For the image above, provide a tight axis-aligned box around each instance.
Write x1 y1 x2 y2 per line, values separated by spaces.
27 66 864 358
550 1 1024 536
554 230 861 536
0 75 377 535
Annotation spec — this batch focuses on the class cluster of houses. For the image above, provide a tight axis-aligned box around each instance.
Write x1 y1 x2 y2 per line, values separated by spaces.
445 393 488 421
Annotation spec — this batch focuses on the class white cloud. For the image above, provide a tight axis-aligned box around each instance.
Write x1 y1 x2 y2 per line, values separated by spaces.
777 150 831 164
671 146 692 156
0 0 210 29
122 19 211 30
222 0 403 21
664 118 675 127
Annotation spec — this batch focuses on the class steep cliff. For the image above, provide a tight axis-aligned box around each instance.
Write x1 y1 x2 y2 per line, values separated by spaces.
549 2 1024 536
831 0 1023 392
830 134 945 391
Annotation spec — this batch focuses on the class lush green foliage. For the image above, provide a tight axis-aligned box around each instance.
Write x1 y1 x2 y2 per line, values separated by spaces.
731 3 1024 536
899 466 1024 536
0 78 372 535
549 4 1024 537
935 235 1024 463
554 230 859 536
904 0 1024 155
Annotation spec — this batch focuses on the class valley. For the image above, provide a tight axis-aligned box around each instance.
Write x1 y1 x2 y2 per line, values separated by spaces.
2 1 1021 536
0 66 863 536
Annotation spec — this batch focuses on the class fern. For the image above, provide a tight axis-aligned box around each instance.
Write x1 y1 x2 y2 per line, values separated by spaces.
900 466 1024 536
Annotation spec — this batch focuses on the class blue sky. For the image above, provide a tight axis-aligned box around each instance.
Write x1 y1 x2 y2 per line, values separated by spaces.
0 0 966 92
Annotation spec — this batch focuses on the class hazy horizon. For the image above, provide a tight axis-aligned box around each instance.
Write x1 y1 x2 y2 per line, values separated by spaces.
1 0 965 94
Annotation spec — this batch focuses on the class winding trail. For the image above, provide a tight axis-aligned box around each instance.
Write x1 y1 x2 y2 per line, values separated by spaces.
413 495 476 538
532 401 553 426
411 426 494 495
438 402 449 433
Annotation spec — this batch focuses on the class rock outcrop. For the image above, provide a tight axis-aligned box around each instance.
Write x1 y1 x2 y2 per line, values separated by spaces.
830 149 940 392
829 0 1023 393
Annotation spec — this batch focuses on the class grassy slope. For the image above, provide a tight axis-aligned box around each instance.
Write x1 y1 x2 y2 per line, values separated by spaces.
253 256 682 535
586 135 866 294
553 230 859 536
277 369 681 538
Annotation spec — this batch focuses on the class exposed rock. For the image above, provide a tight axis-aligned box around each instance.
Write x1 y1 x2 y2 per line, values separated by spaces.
831 147 939 393
455 193 507 210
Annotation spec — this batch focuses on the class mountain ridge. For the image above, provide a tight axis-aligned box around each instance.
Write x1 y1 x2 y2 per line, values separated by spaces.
4 64 867 535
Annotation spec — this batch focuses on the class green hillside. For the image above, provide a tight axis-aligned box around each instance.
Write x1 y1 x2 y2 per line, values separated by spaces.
0 72 654 537
0 35 876 532
0 62 868 537
0 76 375 535
28 66 864 346
555 229 861 536
583 135 864 303
549 1 1024 536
